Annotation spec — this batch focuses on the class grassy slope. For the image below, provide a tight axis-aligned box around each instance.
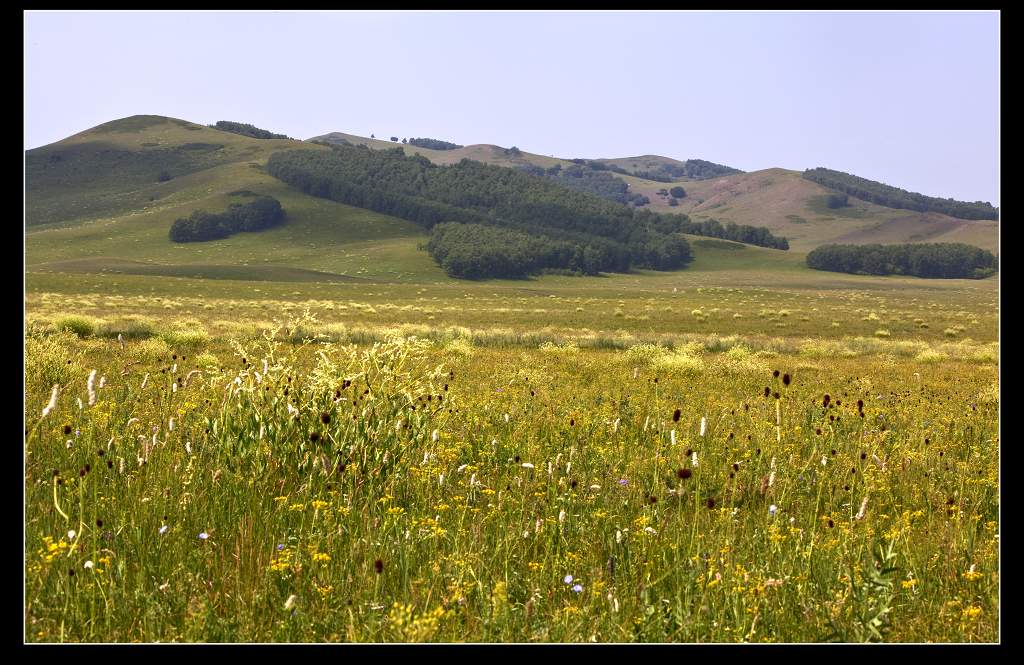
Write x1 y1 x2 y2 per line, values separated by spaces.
26 117 443 283
621 168 999 253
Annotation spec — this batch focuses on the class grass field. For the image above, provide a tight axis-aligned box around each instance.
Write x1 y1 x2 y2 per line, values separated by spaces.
24 115 999 643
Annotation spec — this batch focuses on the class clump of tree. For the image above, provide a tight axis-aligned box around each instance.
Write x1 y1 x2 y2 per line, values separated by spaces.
265 144 788 278
806 243 997 279
670 186 687 198
682 159 742 180
528 163 648 206
169 195 285 242
210 121 291 140
803 168 998 220
603 159 741 182
407 137 463 151
678 217 789 250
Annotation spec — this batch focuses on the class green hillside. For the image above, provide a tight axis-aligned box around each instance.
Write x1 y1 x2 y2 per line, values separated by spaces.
26 116 998 290
26 116 442 283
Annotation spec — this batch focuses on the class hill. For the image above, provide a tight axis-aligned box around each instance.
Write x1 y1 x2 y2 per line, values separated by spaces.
26 116 442 282
311 131 997 253
26 116 998 288
618 168 998 253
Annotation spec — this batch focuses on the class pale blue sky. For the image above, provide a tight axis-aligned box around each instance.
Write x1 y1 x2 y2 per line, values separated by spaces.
25 10 999 205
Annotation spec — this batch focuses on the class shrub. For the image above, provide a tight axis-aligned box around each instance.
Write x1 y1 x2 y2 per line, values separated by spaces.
54 315 99 338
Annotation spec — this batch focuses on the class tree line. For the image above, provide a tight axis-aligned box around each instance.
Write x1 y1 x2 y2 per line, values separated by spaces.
805 242 997 279
210 121 291 140
169 195 285 242
519 163 649 207
265 143 787 278
802 168 998 220
407 137 463 150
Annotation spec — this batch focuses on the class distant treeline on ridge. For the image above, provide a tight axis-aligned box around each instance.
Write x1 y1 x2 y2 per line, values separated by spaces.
407 137 463 151
584 158 741 182
266 144 788 278
169 195 285 242
802 168 998 221
211 120 291 140
806 243 997 279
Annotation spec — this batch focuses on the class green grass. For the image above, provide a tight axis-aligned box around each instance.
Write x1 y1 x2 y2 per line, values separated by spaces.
23 319 998 642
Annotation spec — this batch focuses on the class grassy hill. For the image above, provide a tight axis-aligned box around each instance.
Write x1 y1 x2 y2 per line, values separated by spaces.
26 116 443 283
27 116 998 290
619 168 998 252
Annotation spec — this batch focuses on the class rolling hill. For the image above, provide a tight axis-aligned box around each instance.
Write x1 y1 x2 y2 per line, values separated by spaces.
25 115 998 289
309 130 998 253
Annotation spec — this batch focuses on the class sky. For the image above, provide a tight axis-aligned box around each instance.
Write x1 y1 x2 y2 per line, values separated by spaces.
25 10 999 205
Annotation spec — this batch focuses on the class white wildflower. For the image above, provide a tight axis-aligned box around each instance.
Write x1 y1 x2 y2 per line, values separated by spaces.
670 429 676 446
559 509 566 523
67 529 76 541
613 417 620 433
590 484 601 491
521 462 534 469
168 417 175 432
117 333 124 349
615 529 623 544
171 363 177 374
284 594 297 611
98 376 106 389
457 464 468 473
504 413 510 424
431 429 439 442
438 473 445 486
287 403 299 417
691 450 698 467
700 417 706 437
856 497 869 520
41 385 59 418
83 560 94 569
644 526 658 535
87 369 97 406
76 397 83 410
185 441 192 455
633 367 639 379
769 504 778 517
141 373 149 390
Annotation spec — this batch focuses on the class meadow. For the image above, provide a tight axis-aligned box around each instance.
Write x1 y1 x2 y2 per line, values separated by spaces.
23 260 999 643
